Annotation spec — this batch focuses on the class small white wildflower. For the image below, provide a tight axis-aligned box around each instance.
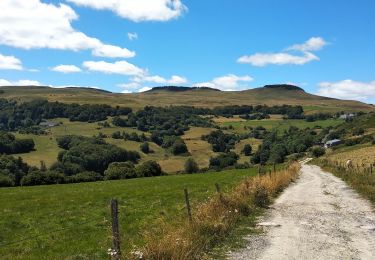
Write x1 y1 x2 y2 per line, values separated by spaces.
235 209 239 213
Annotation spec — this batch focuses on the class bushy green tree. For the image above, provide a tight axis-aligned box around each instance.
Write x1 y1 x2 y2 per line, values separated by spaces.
104 162 136 180
209 152 239 170
242 144 252 156
135 161 162 177
21 171 65 186
171 140 188 155
352 127 365 136
311 147 325 157
140 142 150 154
184 158 199 174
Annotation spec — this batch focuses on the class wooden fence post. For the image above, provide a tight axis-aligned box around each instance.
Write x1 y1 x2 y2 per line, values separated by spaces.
184 188 192 222
110 199 121 259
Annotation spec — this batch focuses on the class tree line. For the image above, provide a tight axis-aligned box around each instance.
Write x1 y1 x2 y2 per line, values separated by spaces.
0 98 132 131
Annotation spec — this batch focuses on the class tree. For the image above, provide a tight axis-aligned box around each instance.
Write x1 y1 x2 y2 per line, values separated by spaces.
104 162 136 180
312 147 325 157
352 127 365 136
135 161 162 177
20 171 65 186
40 160 47 172
171 140 188 155
209 152 239 170
184 158 199 173
242 144 252 156
140 142 150 154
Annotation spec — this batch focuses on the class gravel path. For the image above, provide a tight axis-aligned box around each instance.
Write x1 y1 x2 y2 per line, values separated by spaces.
229 163 375 260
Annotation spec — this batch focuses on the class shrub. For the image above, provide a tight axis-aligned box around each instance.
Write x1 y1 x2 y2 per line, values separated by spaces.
171 140 188 155
136 161 162 177
352 127 365 136
0 131 35 154
21 171 65 186
104 162 136 180
140 142 150 154
253 184 270 208
242 144 252 156
202 130 238 152
66 171 103 183
0 174 14 187
312 147 325 157
111 131 122 139
184 158 199 174
209 152 239 170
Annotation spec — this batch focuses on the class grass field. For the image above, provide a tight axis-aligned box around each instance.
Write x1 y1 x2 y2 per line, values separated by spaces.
0 168 257 259
323 144 375 169
12 122 220 172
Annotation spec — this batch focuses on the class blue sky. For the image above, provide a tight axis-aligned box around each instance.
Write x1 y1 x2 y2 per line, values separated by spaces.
0 0 375 103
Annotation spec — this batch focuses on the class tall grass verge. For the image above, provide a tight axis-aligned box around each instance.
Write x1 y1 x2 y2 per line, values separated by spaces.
316 159 375 203
131 163 300 259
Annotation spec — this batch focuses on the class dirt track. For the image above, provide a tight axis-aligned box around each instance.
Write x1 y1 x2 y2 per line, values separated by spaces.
229 163 375 260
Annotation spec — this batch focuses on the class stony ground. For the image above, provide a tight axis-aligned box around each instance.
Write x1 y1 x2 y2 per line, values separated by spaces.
229 163 375 260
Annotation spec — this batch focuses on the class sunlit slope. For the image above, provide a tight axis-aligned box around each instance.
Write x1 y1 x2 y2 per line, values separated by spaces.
1 85 373 112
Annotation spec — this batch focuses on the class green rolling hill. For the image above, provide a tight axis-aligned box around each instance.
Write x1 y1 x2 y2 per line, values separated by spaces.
1 84 373 113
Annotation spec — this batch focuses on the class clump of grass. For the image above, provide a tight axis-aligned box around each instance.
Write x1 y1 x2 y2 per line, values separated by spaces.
317 159 375 203
133 163 300 259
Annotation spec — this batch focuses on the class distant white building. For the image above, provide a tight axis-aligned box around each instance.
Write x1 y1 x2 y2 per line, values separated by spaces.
339 113 355 120
324 139 342 149
39 121 59 127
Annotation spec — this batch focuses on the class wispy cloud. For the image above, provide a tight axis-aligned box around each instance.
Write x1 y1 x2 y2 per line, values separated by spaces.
128 32 138 41
317 79 375 102
238 37 327 67
67 0 187 22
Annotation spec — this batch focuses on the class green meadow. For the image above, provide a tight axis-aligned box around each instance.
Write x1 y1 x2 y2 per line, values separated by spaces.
0 168 257 259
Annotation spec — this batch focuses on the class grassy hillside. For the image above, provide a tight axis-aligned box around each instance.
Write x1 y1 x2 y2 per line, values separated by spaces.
11 115 342 173
319 113 375 168
0 168 256 259
1 85 373 113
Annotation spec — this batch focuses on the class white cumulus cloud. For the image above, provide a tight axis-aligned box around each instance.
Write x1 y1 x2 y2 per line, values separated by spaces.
138 86 152 92
194 74 253 91
286 37 327 52
0 53 23 70
133 75 187 85
51 64 82 73
0 79 41 86
67 0 187 22
317 80 375 102
118 75 188 93
238 52 318 67
238 37 326 67
0 0 135 58
83 61 145 76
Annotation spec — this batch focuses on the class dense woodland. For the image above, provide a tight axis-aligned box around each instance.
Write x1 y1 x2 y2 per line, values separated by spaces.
0 98 132 131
